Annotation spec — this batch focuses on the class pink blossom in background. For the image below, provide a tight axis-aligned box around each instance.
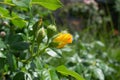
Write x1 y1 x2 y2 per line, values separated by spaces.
83 0 97 5
83 0 98 10
83 0 93 4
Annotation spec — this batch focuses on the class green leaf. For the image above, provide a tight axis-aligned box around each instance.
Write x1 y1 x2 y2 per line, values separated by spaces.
11 18 26 28
0 52 6 58
0 58 5 70
3 0 15 6
6 53 17 71
13 72 32 80
93 41 105 47
34 57 43 70
11 11 19 18
93 68 104 80
10 41 29 50
56 65 85 80
0 39 6 49
7 34 23 44
4 0 12 3
46 48 59 57
0 7 10 18
41 68 59 80
32 0 63 10
13 72 25 80
12 0 31 8
49 68 59 80
7 34 29 51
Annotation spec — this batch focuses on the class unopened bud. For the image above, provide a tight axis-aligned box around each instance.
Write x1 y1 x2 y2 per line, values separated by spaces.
0 31 6 37
33 18 42 35
36 27 46 44
38 18 42 27
47 24 57 38
2 21 9 27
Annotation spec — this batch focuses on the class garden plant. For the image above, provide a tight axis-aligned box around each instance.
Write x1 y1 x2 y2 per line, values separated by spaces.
0 0 120 80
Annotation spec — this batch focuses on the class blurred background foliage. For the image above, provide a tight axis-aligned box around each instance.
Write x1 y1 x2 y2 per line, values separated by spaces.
0 0 120 80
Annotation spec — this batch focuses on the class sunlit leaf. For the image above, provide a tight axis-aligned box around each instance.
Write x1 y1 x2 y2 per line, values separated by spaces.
12 0 31 8
0 7 10 18
11 18 26 28
41 68 59 80
46 48 58 57
0 52 6 58
0 39 6 49
4 0 12 3
32 0 63 10
93 67 104 80
56 65 85 80
94 41 105 47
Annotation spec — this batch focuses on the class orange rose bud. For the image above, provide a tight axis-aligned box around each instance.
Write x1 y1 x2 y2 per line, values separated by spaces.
53 32 73 48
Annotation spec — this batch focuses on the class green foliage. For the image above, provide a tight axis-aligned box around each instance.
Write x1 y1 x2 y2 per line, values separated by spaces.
0 7 10 18
4 0 12 3
3 0 63 10
12 0 31 8
13 72 32 80
115 0 120 12
11 18 26 28
0 0 120 80
0 39 6 48
56 65 85 80
41 67 59 80
32 0 63 10
0 52 6 58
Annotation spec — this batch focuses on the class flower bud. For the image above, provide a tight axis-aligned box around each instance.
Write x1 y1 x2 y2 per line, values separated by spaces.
0 31 6 37
52 32 73 48
2 21 9 27
47 24 57 38
32 19 42 35
36 27 46 44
